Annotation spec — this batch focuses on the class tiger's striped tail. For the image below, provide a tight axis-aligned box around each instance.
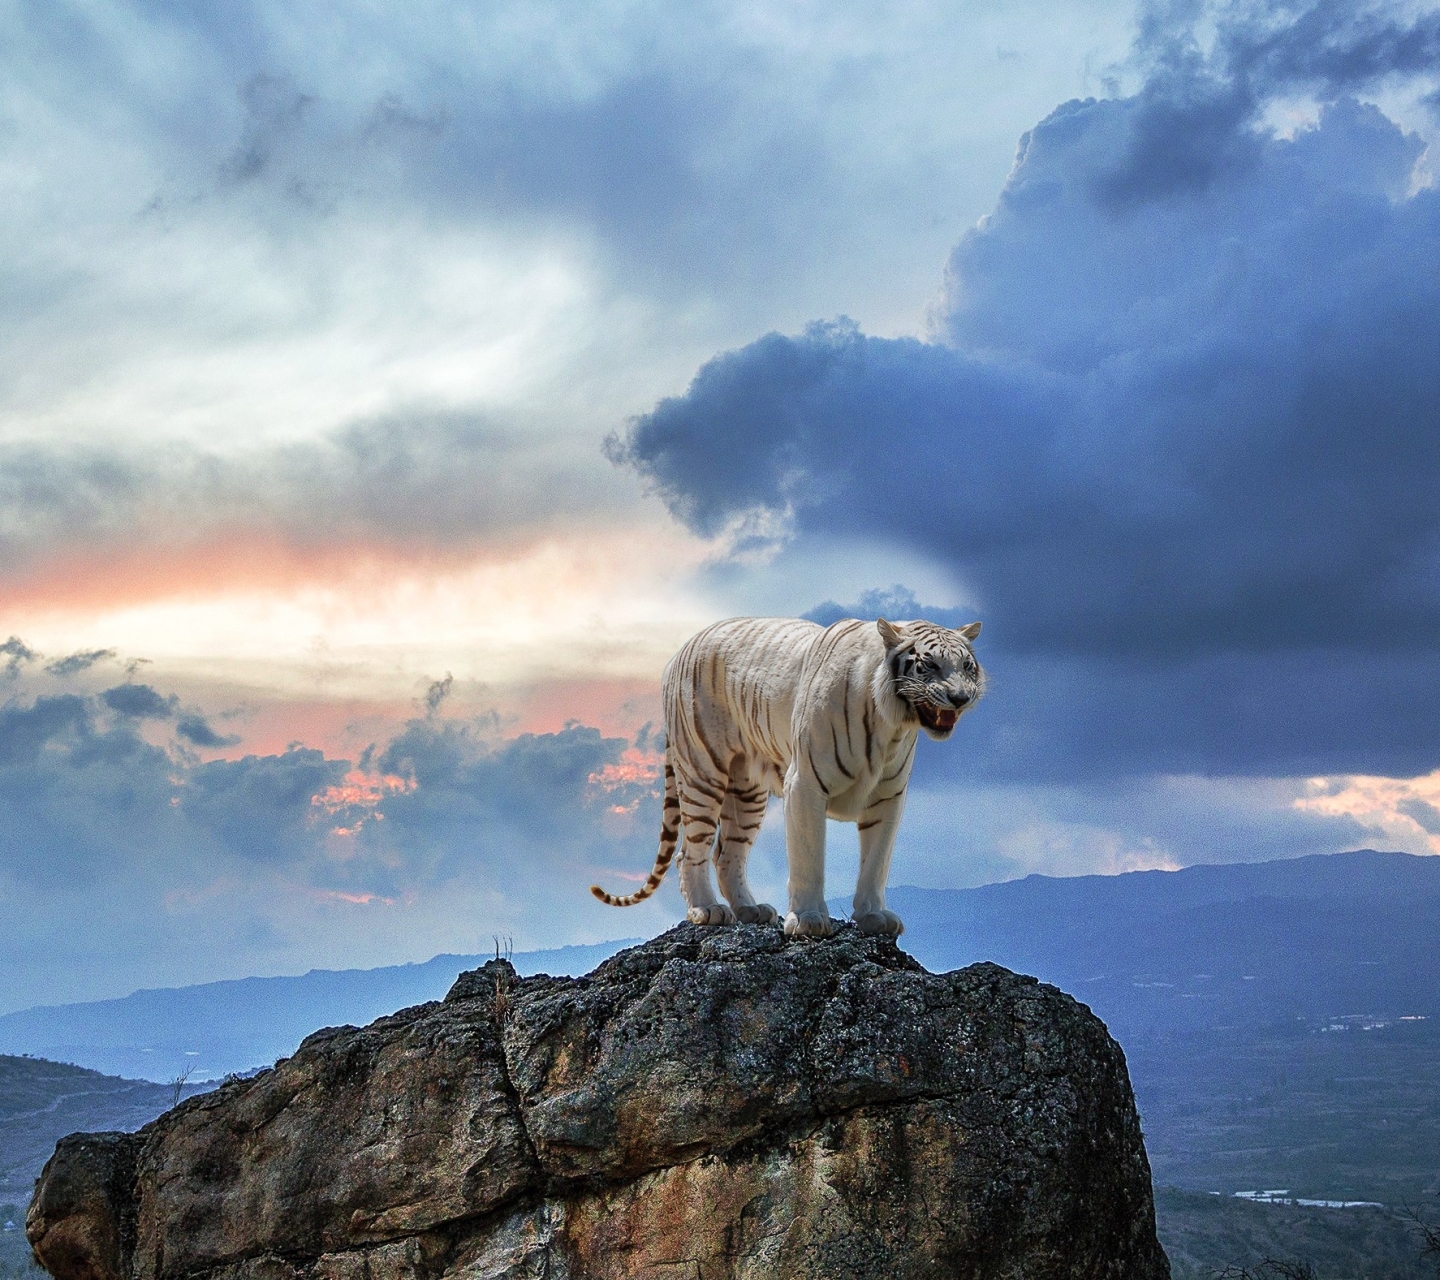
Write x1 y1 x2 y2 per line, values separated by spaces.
590 760 679 907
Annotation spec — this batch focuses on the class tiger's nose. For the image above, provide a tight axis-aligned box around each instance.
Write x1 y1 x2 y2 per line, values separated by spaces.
950 692 971 710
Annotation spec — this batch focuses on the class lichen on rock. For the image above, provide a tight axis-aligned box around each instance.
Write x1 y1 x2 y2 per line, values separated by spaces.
28 923 1170 1279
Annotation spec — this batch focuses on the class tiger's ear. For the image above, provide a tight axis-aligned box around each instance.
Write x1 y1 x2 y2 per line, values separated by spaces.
957 621 982 641
876 617 904 649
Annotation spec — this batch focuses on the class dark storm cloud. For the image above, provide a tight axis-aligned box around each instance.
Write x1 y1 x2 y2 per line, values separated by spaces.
914 648 1440 784
1217 0 1440 95
614 1 1440 779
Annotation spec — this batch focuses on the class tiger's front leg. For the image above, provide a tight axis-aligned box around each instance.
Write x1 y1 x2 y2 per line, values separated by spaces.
782 766 836 937
853 788 907 937
851 733 916 937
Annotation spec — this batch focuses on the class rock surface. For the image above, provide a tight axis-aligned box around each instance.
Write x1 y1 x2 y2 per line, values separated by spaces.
28 924 1170 1279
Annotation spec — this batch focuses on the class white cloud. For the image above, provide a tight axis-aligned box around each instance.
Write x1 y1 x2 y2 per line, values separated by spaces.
0 0 1139 725
0 0 1140 455
1294 769 1440 855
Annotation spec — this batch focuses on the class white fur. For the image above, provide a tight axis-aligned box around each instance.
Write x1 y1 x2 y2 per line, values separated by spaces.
591 616 985 938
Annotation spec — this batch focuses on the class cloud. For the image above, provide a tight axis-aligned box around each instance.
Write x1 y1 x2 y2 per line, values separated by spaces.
1398 796 1440 835
0 662 673 1006
0 637 38 679
7 0 1439 1008
367 717 652 864
0 692 175 889
802 585 978 629
1217 0 1440 97
423 674 454 717
221 72 317 188
612 1 1440 779
1090 0 1440 206
1294 767 1440 852
917 648 1440 783
176 713 241 748
93 3 1113 304
885 767 1389 891
102 683 177 719
0 0 1145 655
181 748 350 864
44 649 117 677
0 413 620 603
0 0 1143 479
0 632 1413 1011
0 694 93 767
95 682 237 747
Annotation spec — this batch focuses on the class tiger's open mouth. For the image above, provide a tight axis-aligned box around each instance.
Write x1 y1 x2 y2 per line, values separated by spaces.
916 702 959 732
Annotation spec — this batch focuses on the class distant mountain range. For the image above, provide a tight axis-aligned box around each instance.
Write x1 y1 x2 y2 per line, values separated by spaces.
880 848 1440 1041
4 850 1437 1089
5 850 1438 1087
0 940 638 1084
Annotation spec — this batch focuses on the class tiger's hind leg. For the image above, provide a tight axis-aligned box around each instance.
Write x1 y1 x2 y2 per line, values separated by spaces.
675 771 734 926
716 780 778 925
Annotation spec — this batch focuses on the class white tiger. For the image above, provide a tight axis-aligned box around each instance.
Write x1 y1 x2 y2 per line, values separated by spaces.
591 615 984 938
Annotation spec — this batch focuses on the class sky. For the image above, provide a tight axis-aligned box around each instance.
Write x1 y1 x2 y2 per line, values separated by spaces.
3 0 1440 1011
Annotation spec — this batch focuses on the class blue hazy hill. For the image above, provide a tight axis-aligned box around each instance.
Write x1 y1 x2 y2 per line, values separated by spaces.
876 849 1440 1041
0 940 637 1083
4 849 1436 1087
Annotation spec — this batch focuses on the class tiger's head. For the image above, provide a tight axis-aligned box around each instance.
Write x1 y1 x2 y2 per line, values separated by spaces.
877 617 985 741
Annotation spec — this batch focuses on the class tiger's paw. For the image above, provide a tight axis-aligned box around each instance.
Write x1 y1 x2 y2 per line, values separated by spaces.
734 903 779 926
687 904 737 926
784 909 837 938
853 908 905 938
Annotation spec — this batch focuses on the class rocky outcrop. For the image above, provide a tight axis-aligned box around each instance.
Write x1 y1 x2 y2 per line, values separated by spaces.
28 924 1170 1279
